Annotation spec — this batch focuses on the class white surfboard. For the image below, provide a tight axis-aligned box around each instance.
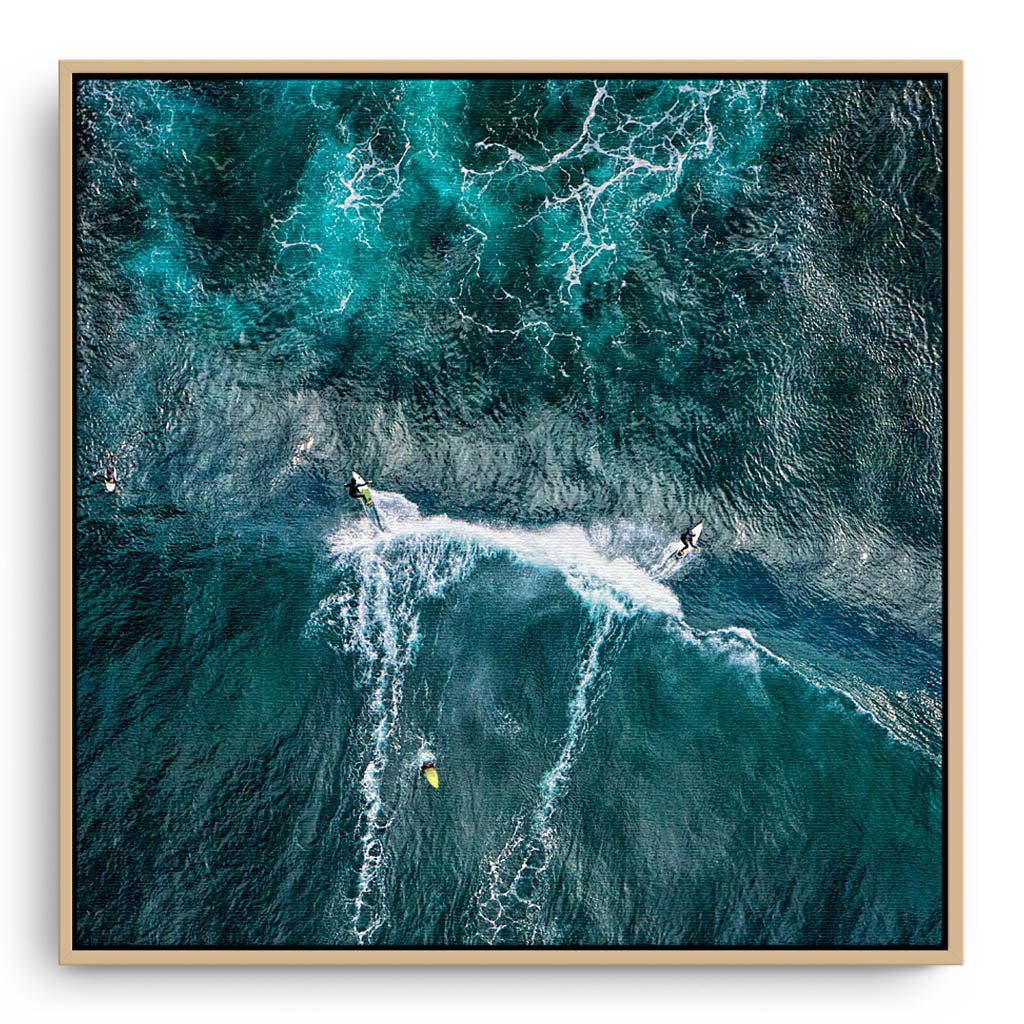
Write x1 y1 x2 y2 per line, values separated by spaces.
652 522 704 578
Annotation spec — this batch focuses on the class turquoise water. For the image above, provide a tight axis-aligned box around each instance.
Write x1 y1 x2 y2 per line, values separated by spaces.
74 76 944 947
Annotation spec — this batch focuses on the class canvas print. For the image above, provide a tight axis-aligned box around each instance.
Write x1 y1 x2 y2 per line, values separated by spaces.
70 72 949 952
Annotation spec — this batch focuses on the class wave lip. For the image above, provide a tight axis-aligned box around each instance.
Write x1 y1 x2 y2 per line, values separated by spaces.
326 492 682 620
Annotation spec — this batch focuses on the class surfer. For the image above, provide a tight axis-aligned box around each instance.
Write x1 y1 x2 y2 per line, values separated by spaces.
347 472 372 505
348 471 386 531
421 760 439 789
676 523 701 557
651 521 703 579
95 457 121 493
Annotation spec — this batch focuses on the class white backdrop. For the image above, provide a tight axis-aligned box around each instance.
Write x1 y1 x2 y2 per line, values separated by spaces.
1 3 1016 1020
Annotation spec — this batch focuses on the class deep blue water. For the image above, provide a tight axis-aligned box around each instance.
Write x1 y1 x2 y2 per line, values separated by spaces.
74 77 945 947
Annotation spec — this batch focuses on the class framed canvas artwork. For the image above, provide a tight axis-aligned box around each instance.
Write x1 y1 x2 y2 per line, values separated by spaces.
59 62 962 964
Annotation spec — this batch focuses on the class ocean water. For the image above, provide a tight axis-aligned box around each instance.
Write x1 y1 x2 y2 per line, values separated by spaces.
73 76 945 947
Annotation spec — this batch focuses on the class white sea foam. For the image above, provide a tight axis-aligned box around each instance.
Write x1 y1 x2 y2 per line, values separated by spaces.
308 503 478 943
473 610 624 944
325 492 681 619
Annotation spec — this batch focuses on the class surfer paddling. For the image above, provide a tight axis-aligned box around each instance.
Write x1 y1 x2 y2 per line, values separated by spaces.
95 456 121 494
421 760 439 789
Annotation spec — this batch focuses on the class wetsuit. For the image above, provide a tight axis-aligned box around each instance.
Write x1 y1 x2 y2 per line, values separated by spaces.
677 530 696 556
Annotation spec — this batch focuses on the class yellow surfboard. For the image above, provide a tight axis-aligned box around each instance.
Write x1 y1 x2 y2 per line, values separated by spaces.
422 766 439 789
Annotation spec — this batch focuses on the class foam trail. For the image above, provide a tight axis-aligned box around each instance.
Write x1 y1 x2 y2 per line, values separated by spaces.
535 611 618 824
473 609 625 945
650 542 700 581
327 491 681 618
307 521 478 943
